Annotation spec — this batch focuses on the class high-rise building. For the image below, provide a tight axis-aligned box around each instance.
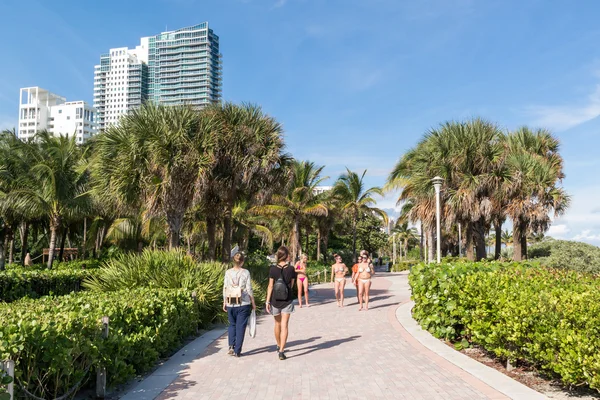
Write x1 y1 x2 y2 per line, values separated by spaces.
93 44 149 131
18 87 97 143
93 22 222 130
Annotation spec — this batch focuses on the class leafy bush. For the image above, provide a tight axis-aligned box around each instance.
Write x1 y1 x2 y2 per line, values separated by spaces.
85 250 269 323
410 261 600 390
0 371 12 400
390 260 418 272
0 269 96 302
5 259 101 272
529 239 600 274
0 288 199 399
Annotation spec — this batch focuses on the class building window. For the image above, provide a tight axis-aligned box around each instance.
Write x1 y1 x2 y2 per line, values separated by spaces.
58 110 62 114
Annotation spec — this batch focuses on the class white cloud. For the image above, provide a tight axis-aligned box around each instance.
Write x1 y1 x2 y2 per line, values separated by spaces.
525 84 600 131
547 224 570 238
572 229 600 243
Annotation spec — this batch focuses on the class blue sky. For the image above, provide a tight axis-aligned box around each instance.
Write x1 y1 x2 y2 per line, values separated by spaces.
1 0 600 243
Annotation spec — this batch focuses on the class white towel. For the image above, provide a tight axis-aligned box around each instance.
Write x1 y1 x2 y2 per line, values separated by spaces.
248 309 256 338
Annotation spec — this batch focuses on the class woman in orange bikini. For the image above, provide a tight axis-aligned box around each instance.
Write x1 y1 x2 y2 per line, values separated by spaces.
330 254 349 307
355 251 374 311
295 254 309 308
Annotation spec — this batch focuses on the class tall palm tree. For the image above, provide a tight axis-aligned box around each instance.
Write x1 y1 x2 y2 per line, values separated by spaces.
254 160 328 261
393 221 419 260
334 168 387 262
387 118 503 261
503 127 569 261
501 229 513 247
10 131 90 268
201 102 288 261
92 103 215 250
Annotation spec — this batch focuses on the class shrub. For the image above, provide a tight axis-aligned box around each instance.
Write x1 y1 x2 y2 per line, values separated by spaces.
410 261 600 390
529 239 600 274
0 269 96 302
390 260 419 272
85 250 269 324
0 288 199 399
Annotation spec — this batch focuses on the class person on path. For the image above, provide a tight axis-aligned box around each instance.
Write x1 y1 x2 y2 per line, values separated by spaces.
222 252 256 357
356 251 375 311
351 255 364 303
266 246 297 360
295 254 310 308
330 254 349 307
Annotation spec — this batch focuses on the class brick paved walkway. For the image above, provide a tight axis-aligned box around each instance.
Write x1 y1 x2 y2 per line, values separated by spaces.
155 273 508 400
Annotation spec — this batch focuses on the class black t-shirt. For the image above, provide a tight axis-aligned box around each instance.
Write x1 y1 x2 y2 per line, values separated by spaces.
269 263 297 309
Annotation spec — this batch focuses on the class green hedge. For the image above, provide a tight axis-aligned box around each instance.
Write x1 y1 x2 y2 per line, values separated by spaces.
0 288 199 399
529 239 600 274
390 260 419 272
410 261 600 390
0 269 96 302
5 259 101 272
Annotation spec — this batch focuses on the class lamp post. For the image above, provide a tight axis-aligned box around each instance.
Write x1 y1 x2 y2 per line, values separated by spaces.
432 176 444 264
392 233 397 265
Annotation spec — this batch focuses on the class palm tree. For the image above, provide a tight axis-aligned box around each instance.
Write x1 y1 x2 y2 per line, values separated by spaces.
232 200 273 252
501 229 513 247
387 118 503 261
254 160 328 261
10 131 90 268
334 169 387 262
392 221 418 260
200 102 288 261
92 103 215 250
503 127 569 261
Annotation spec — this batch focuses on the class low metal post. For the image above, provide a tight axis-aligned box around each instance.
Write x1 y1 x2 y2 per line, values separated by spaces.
96 316 109 399
1 360 14 400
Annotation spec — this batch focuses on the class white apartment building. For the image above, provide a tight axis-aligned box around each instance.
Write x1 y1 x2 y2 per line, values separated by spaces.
93 22 222 130
93 45 148 131
313 186 333 195
18 87 97 143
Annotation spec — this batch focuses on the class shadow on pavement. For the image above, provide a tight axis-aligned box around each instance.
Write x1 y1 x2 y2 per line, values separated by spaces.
242 336 322 356
156 372 197 399
287 335 361 358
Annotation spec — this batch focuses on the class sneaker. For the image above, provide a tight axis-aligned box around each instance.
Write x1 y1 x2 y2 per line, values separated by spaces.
278 351 287 360
234 353 242 358
276 345 280 353
227 346 234 356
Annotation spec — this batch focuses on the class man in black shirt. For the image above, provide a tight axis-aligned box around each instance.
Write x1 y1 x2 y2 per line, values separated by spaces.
266 246 297 360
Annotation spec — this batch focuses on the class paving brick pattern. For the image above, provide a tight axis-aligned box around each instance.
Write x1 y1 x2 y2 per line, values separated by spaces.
156 274 506 400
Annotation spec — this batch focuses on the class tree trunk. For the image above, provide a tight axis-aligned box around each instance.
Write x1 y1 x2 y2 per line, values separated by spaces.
465 223 475 261
404 239 409 261
427 229 435 263
316 230 321 261
47 216 61 269
494 220 502 260
513 220 523 262
305 229 309 257
521 232 528 260
167 213 183 251
419 222 424 261
8 236 14 265
58 227 68 262
222 207 233 262
352 217 358 263
20 222 29 266
292 218 301 261
0 229 6 271
82 217 87 260
473 221 487 261
322 231 329 264
207 217 217 260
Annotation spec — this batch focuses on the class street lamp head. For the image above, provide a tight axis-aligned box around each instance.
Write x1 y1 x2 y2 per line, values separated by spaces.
431 176 444 189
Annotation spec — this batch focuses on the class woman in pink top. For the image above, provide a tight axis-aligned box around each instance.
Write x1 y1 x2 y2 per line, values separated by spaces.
295 254 310 308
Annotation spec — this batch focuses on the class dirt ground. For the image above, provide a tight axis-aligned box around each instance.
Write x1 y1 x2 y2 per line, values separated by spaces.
452 344 600 399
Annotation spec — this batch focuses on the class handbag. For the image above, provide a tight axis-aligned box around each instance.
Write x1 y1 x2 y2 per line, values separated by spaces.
248 309 256 338
225 271 243 305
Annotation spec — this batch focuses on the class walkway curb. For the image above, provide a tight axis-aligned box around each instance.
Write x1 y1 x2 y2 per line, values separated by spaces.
120 327 227 400
395 301 547 400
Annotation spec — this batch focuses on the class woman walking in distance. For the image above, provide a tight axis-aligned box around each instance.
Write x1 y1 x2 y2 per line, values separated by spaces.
356 251 375 311
222 252 256 357
266 246 297 360
351 255 365 303
295 254 310 308
330 254 349 307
